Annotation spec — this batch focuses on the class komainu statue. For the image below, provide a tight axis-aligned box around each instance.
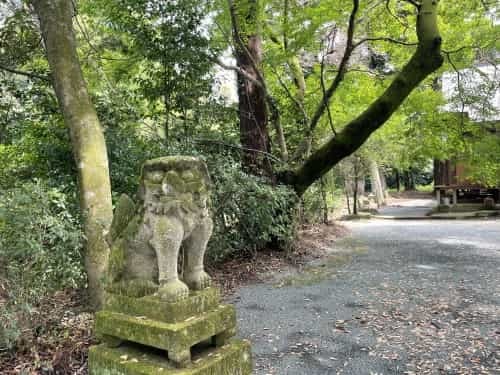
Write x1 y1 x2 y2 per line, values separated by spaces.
106 156 213 302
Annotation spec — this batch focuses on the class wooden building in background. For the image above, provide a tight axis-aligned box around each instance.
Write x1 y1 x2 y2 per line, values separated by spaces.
434 159 499 205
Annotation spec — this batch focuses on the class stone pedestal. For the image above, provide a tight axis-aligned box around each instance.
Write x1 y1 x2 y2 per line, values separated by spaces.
89 288 252 374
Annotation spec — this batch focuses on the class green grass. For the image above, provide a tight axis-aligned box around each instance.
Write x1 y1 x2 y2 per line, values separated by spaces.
416 184 434 193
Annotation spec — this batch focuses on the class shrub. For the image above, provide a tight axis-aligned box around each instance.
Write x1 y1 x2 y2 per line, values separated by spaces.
0 180 84 350
207 156 298 261
300 182 327 224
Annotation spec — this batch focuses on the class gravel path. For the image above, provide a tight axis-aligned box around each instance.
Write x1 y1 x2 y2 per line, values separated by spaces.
232 219 500 374
376 199 436 218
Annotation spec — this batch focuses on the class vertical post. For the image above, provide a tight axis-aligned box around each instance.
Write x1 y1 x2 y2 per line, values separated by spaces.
436 189 441 205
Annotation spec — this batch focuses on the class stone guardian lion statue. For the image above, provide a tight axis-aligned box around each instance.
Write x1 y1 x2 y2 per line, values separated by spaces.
106 156 213 302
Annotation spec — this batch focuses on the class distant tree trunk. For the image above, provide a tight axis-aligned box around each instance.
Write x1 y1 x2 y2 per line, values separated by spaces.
403 170 416 191
353 176 358 215
344 184 351 215
380 169 389 199
395 169 401 192
230 0 273 177
319 177 329 223
32 0 113 310
370 160 385 207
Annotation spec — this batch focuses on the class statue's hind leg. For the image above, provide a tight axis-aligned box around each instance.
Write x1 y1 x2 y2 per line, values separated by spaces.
183 216 213 290
149 216 189 302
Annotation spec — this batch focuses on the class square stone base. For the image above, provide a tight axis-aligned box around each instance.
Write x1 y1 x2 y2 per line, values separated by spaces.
88 339 252 375
104 288 221 324
95 304 236 364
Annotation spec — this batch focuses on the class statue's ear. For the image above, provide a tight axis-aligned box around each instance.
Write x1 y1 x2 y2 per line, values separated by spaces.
107 194 136 245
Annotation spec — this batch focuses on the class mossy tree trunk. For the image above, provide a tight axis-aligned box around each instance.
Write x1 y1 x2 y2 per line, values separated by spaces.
280 0 444 195
32 0 113 309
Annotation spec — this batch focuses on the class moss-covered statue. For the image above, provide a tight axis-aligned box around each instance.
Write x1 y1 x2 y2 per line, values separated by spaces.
106 156 213 302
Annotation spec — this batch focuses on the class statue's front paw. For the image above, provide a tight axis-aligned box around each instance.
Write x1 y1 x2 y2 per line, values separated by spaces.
157 279 189 302
185 270 212 291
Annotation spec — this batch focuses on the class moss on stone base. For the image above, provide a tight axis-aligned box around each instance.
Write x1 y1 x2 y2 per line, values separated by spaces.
88 340 252 375
106 280 159 299
95 305 236 353
103 288 220 323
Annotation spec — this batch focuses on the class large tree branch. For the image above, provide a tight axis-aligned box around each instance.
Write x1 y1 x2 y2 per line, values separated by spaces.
280 0 443 195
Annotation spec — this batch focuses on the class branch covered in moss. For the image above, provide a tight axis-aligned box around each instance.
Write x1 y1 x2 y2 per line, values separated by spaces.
280 0 443 195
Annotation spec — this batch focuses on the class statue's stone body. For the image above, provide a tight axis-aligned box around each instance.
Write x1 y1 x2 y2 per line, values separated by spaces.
90 156 252 374
107 156 213 302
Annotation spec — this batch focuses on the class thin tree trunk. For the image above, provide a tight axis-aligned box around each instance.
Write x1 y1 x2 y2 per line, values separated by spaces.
32 0 113 309
319 177 329 224
267 96 289 162
370 160 385 207
287 55 311 160
344 184 351 215
380 169 390 199
353 176 358 215
395 169 401 192
403 171 410 191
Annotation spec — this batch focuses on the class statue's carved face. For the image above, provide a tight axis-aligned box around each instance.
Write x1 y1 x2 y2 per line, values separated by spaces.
141 159 210 214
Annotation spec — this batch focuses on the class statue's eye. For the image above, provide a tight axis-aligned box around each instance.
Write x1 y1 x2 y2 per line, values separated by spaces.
148 171 163 183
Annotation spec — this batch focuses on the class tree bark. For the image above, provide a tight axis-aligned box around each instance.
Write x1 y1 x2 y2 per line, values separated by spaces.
395 169 401 192
344 184 351 215
370 160 386 207
230 0 274 177
32 0 113 309
319 177 329 223
353 175 359 215
279 0 443 195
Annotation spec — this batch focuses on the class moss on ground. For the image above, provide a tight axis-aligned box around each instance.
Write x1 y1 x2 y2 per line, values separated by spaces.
275 237 368 287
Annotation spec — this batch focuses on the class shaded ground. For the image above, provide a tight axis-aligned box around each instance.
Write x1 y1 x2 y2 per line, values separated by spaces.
234 219 500 374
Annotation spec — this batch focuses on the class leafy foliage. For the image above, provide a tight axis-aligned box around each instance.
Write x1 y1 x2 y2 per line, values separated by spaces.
81 0 216 124
0 181 84 350
208 155 298 260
